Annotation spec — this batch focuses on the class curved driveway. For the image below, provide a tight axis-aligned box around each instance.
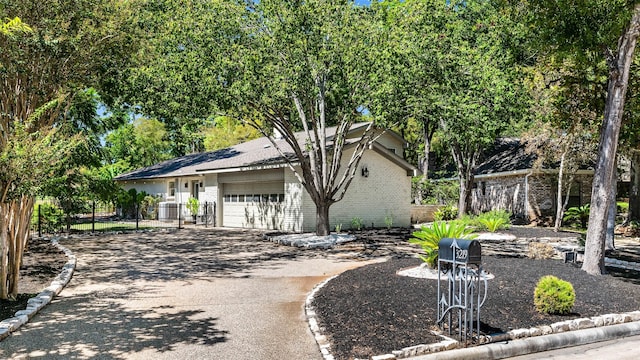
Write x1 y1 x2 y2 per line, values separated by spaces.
0 229 380 360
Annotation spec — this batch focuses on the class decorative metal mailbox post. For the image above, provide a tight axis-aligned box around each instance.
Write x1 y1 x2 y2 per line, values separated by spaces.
437 238 487 342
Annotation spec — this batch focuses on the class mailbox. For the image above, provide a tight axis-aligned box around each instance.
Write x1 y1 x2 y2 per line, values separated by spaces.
438 238 481 265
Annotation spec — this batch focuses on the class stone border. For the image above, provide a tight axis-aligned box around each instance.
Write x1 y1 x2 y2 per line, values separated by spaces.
0 237 76 341
305 275 338 360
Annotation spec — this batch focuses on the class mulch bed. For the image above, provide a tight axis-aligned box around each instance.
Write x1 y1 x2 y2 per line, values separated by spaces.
312 255 640 360
0 239 67 320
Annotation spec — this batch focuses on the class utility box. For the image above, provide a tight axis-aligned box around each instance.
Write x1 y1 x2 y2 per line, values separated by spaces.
438 238 482 266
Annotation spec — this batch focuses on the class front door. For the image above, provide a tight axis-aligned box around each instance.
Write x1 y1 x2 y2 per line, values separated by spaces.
191 180 200 200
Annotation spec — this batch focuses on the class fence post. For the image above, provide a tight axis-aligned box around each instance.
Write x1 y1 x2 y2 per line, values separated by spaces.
92 200 96 233
38 204 42 237
178 203 182 229
135 200 139 230
204 202 208 228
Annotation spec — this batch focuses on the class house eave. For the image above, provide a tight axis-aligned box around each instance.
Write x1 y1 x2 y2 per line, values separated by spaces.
474 168 594 180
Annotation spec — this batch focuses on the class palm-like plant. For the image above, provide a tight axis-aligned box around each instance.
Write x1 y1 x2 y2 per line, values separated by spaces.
563 204 590 229
477 210 511 232
409 221 477 268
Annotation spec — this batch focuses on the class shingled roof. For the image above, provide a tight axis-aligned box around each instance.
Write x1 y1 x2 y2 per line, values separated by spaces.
115 123 372 181
475 138 537 176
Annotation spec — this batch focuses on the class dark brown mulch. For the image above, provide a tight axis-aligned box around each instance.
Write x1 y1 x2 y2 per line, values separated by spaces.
312 255 640 360
0 239 67 320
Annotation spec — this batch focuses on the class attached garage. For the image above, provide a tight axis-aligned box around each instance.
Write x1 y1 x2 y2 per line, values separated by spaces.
221 181 285 230
115 123 417 233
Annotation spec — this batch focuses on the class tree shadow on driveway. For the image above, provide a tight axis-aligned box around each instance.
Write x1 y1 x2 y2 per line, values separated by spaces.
60 228 353 284
0 285 227 359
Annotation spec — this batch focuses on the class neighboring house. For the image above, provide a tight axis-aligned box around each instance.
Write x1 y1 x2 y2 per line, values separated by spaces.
115 123 418 232
470 138 594 222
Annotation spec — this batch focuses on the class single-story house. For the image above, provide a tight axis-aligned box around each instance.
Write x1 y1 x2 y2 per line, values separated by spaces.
470 138 594 222
115 123 418 232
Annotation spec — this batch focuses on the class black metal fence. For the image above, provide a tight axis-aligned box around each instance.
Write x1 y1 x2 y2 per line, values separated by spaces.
31 199 216 236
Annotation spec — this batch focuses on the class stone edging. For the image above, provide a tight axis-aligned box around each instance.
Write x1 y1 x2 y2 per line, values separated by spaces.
305 275 338 360
0 238 76 341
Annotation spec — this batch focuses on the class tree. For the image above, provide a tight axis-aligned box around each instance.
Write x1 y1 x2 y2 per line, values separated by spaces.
0 0 138 299
105 117 172 170
523 122 598 231
419 1 525 216
129 0 388 235
369 0 448 203
228 0 386 235
521 0 640 275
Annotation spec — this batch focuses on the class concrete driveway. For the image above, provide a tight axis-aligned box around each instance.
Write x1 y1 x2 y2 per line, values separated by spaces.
0 228 379 360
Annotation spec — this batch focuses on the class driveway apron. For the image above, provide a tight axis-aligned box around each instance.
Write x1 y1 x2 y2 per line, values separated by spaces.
0 229 376 360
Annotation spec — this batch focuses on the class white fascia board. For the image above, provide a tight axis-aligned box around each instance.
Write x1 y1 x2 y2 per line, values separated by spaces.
195 162 300 175
473 168 594 180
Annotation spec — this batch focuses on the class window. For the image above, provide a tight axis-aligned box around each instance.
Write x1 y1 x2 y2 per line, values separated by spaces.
238 194 245 202
224 194 231 202
168 181 176 198
231 194 238 202
269 194 278 202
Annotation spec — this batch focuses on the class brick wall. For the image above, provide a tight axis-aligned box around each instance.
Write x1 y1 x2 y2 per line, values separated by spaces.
472 172 593 221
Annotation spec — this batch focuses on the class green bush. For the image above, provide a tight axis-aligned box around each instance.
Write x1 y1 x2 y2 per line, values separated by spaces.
32 202 65 234
563 204 590 229
351 217 363 231
434 205 458 221
409 221 478 268
186 196 199 217
413 179 459 205
617 202 629 214
477 210 511 232
534 275 575 315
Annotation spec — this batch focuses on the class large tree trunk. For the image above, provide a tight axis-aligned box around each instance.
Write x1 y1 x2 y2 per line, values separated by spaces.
628 150 640 223
0 196 34 299
457 172 474 217
415 122 437 204
582 5 640 275
451 141 479 218
315 202 331 236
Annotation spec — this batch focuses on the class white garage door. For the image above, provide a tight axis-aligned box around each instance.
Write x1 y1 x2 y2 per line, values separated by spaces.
222 182 285 230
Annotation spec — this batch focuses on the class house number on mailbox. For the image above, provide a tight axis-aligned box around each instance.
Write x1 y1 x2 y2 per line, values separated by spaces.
455 249 468 260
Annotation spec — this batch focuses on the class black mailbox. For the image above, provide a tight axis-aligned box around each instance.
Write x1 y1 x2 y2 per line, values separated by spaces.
438 238 481 265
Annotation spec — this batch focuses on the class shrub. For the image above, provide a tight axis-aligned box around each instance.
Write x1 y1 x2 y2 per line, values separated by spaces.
563 204 590 229
351 217 363 231
617 202 629 214
434 205 458 221
33 202 65 234
409 221 477 268
477 210 511 232
384 214 393 229
186 197 199 217
534 275 575 315
528 242 555 259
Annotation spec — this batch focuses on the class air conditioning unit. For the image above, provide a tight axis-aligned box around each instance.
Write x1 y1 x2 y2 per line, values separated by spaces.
158 202 178 221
